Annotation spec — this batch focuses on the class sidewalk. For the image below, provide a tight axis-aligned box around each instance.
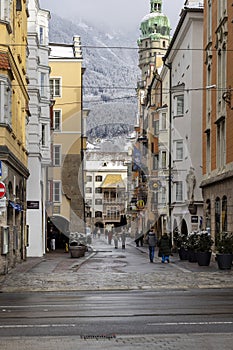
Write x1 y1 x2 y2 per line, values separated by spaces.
0 238 233 292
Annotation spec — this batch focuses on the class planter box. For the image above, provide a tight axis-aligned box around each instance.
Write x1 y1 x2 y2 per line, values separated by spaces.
197 251 212 266
178 247 188 260
188 250 197 263
69 242 86 258
216 253 233 270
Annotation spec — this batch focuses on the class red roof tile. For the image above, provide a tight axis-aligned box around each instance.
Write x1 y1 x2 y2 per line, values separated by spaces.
0 52 10 70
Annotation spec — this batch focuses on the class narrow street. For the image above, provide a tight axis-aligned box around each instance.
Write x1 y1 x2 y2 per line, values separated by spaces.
0 235 233 293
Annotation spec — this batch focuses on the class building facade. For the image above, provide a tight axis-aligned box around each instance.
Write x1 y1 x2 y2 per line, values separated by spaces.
85 148 129 232
26 0 51 257
133 0 171 236
48 37 86 248
0 0 30 274
163 3 204 237
201 0 233 240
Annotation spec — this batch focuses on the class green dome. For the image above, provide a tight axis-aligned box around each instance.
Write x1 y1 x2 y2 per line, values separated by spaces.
139 0 171 40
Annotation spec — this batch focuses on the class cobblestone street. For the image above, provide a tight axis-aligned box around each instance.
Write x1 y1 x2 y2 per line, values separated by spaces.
0 237 232 293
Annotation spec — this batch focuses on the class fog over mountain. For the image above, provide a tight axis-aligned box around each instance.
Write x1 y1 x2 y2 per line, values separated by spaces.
49 14 139 142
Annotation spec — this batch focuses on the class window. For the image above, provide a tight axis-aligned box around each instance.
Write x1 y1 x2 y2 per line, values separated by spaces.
154 120 159 135
16 0 22 11
53 145 61 166
161 113 167 130
86 199 92 206
152 191 158 204
86 175 92 182
206 131 211 173
0 1 10 21
39 26 44 45
161 151 167 169
175 95 184 116
95 187 102 194
95 211 102 218
216 119 226 168
85 187 92 193
50 78 61 97
222 196 227 232
41 124 46 146
153 155 159 170
53 181 61 202
95 199 102 205
161 187 166 204
0 78 11 125
207 0 212 43
40 73 46 96
176 181 183 202
54 110 62 131
175 140 183 160
95 176 102 182
218 0 227 21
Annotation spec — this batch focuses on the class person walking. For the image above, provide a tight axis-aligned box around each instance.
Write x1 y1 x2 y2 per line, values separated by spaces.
121 230 126 249
158 232 172 263
146 228 157 263
50 229 56 251
114 233 119 249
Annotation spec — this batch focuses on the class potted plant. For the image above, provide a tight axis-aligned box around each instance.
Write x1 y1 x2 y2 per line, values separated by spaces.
187 232 199 262
196 231 214 266
216 232 233 270
173 231 188 260
69 232 87 258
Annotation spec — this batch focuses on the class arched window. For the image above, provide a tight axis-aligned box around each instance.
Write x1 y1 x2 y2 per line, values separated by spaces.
215 197 221 240
95 211 102 218
222 196 227 232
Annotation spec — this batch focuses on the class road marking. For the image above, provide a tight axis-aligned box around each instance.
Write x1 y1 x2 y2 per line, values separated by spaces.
148 321 233 326
0 324 75 329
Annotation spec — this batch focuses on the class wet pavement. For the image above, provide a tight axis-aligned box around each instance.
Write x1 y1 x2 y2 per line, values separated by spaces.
0 237 233 293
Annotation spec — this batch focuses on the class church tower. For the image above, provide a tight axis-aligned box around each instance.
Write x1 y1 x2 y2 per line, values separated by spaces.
138 0 171 78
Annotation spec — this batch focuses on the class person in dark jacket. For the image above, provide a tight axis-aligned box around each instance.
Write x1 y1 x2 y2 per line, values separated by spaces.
146 228 157 263
158 232 172 263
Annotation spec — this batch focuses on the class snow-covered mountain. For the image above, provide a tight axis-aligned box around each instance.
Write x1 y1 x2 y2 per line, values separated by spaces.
48 14 140 141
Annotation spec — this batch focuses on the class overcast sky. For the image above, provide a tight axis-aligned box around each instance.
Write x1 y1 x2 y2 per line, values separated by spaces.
40 0 185 33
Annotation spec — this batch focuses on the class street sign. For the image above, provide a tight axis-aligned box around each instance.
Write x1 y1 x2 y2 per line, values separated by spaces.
0 182 6 199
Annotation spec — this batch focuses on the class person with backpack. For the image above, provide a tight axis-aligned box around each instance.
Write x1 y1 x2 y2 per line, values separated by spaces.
158 232 172 263
146 228 157 263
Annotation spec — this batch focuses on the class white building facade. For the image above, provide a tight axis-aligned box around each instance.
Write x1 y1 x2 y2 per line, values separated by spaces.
163 5 204 235
85 148 129 231
26 0 51 256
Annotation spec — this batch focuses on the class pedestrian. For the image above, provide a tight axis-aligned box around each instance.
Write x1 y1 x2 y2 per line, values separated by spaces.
108 229 113 245
135 231 143 247
146 228 157 263
114 233 119 249
50 229 56 251
121 230 126 249
93 227 97 238
158 232 172 263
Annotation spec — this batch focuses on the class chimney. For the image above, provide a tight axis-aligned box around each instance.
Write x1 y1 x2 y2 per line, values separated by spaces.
73 35 83 59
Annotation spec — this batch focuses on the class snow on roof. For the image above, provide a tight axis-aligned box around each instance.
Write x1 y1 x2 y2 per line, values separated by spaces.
50 45 74 58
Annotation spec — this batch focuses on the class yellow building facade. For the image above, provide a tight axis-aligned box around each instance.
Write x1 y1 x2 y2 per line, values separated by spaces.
0 0 30 274
48 37 85 247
